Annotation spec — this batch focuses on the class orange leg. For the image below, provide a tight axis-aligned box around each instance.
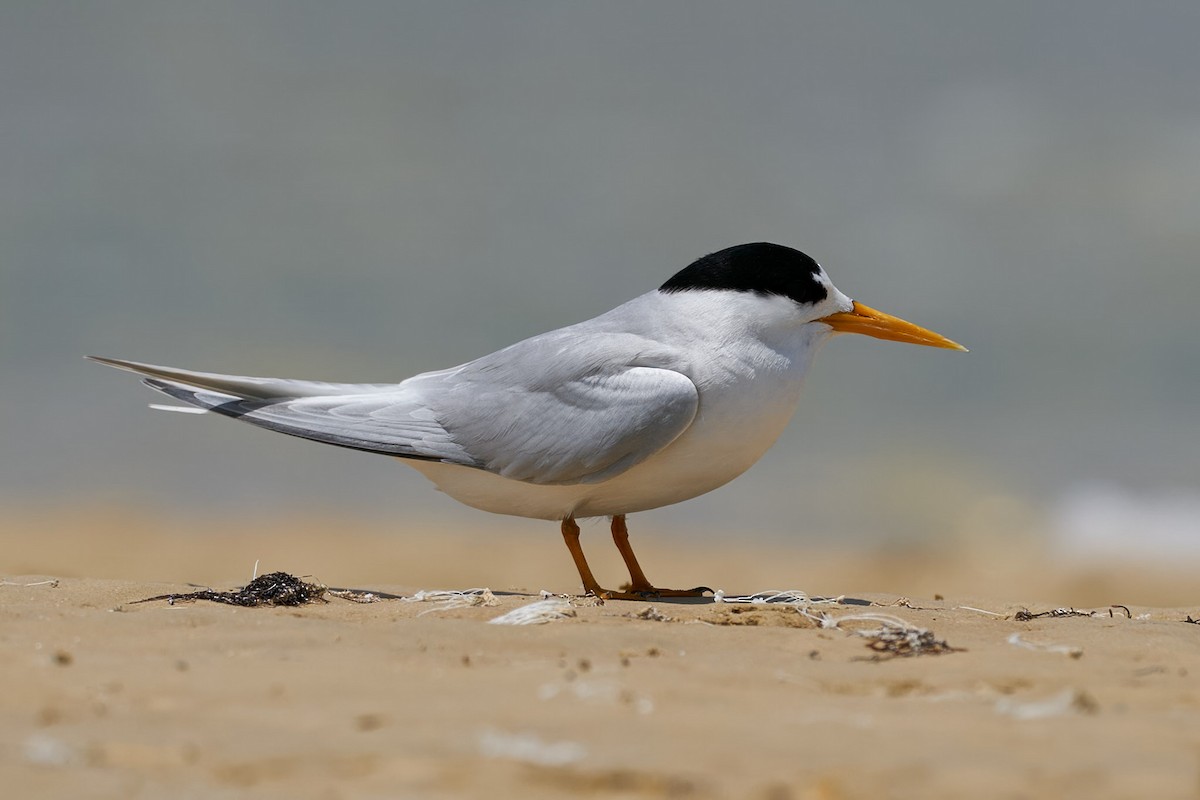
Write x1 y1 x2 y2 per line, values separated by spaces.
610 514 654 591
558 515 711 600
560 516 608 597
610 514 711 598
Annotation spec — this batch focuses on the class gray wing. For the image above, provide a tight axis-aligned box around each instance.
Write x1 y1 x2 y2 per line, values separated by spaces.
424 331 700 485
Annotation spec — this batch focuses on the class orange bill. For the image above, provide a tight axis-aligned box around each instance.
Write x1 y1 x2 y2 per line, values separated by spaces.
820 301 967 351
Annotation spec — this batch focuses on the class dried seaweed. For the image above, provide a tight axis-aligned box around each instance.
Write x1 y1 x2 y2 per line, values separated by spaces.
1013 607 1097 621
133 572 327 607
1014 605 1135 621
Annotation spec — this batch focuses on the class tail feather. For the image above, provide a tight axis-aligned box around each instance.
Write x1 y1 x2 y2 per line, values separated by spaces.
86 355 395 401
87 355 479 467
148 402 210 414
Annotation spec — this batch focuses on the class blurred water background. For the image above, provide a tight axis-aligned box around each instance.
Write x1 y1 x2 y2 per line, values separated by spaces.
3 2 1197 564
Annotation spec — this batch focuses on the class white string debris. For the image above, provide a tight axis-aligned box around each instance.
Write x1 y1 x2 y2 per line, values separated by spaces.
1007 632 1083 659
401 588 500 616
956 605 1006 617
712 589 845 607
0 579 60 588
489 598 576 626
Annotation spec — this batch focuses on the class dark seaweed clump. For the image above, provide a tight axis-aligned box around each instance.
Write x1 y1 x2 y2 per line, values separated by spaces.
134 572 327 607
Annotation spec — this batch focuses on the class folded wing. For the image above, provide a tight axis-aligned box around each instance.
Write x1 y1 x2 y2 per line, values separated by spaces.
431 362 699 485
89 344 700 486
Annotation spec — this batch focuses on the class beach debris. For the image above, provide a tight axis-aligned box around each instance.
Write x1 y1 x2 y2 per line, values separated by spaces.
477 728 586 767
326 587 386 603
1 578 60 588
995 688 1098 720
713 589 844 607
1007 632 1083 659
402 588 497 604
399 588 500 615
1014 605 1136 621
858 624 960 660
875 596 956 610
489 598 576 626
133 572 327 607
538 588 605 605
627 606 672 622
540 588 607 606
1013 607 1097 621
955 605 1005 617
1185 615 1200 625
804 611 962 660
879 597 922 609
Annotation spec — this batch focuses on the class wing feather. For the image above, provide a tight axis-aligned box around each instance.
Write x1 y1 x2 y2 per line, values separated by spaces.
90 321 700 487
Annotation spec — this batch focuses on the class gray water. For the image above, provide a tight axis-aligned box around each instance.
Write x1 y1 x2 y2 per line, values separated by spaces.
3 3 1198 554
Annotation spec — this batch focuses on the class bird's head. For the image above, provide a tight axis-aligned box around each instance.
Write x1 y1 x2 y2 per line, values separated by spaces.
659 242 966 351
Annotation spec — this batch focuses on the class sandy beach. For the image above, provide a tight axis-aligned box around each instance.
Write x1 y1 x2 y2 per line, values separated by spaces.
4 507 1200 799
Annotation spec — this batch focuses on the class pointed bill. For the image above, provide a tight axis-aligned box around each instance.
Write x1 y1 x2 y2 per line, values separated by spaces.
820 301 967 351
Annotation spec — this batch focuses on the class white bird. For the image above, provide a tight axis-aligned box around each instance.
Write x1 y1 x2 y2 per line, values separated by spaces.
90 243 964 599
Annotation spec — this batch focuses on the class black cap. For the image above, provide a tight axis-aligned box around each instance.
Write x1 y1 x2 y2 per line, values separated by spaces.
659 243 828 305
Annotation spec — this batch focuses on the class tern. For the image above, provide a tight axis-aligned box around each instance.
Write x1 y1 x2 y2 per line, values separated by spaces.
91 242 964 599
